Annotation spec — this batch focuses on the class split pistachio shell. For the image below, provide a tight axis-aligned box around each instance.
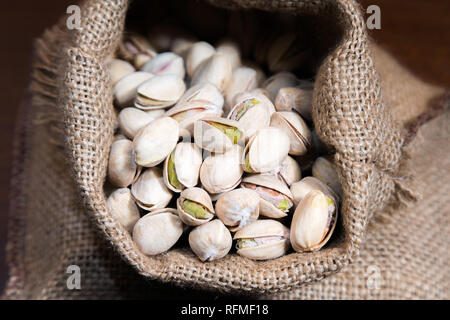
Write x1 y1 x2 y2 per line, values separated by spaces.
241 174 293 218
118 108 156 139
108 139 140 187
171 37 197 57
175 82 224 110
108 59 135 86
133 117 179 167
275 155 301 186
224 67 259 108
234 220 290 260
189 219 232 262
163 142 203 192
215 188 260 231
290 176 338 206
312 157 342 197
270 111 312 156
275 86 313 120
118 33 157 64
186 41 216 77
227 93 274 140
141 52 185 78
135 74 186 110
242 127 290 173
114 71 153 108
106 188 140 233
200 144 244 194
194 117 244 153
131 167 173 211
262 71 298 100
133 208 183 255
216 40 241 71
177 187 215 226
290 190 337 252
267 33 310 72
191 53 232 93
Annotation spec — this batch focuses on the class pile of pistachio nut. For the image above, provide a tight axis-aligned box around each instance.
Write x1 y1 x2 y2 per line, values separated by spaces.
106 33 342 262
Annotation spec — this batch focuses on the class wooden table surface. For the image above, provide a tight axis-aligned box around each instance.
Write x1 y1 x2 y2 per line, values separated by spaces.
1 0 449 296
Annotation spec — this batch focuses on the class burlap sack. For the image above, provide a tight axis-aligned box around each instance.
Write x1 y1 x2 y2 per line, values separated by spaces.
3 0 448 299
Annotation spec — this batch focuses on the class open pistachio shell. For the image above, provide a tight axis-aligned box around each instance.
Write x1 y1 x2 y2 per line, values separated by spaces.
242 127 290 173
290 176 338 206
132 208 183 256
275 85 313 120
108 139 141 187
277 155 301 186
290 190 338 252
106 188 140 233
189 219 232 262
234 220 290 260
118 107 156 140
175 82 224 110
241 174 293 218
270 111 312 156
163 143 203 192
216 40 241 71
191 52 232 93
215 188 260 231
131 167 173 211
108 59 135 86
224 67 259 108
135 74 186 110
177 187 215 226
113 71 153 108
312 157 342 197
262 71 298 100
141 52 185 78
186 41 216 77
194 116 245 153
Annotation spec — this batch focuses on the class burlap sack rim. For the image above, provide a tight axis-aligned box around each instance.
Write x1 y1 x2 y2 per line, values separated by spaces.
2 0 424 296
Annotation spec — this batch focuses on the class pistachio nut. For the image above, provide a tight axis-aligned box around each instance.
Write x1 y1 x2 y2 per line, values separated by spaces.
135 74 186 110
234 220 290 260
133 53 152 70
241 174 293 218
290 190 338 252
275 85 313 120
118 33 157 65
141 52 185 78
171 36 197 57
175 82 224 110
215 188 260 232
267 33 310 72
133 116 179 167
242 127 290 173
224 67 259 108
131 167 173 211
177 187 215 226
240 61 266 86
188 219 232 262
144 108 166 120
262 71 299 100
108 59 135 86
227 93 274 141
186 41 216 77
191 53 232 93
216 40 241 71
114 71 153 108
270 111 312 156
108 139 141 187
133 208 183 256
290 176 338 206
106 188 140 233
194 117 244 153
118 107 156 139
312 157 342 197
113 132 128 142
163 142 203 192
274 155 301 186
200 144 244 194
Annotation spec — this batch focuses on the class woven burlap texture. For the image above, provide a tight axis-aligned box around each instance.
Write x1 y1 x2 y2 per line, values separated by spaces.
5 0 444 298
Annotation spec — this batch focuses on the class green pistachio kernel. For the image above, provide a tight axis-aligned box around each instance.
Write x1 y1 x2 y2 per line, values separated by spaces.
209 122 243 144
235 99 259 120
236 238 257 249
182 199 207 219
278 199 290 210
168 154 181 190
243 154 254 172
326 197 336 216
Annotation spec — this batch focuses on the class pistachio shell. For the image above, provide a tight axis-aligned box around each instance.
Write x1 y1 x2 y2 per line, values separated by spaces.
133 208 183 255
141 52 185 78
175 83 224 110
216 40 241 70
242 127 290 173
270 111 312 156
215 188 260 231
135 74 186 109
171 37 197 57
186 41 216 77
277 155 301 186
118 33 156 63
133 117 179 167
234 220 290 260
224 67 258 108
163 143 203 192
200 145 243 194
133 53 152 69
177 187 215 226
194 117 244 153
191 53 232 92
290 176 338 206
189 219 232 262
108 59 135 86
262 71 298 100
290 190 337 252
118 107 156 139
108 139 140 187
131 167 173 211
106 188 140 233
114 71 153 108
275 86 313 120
312 157 342 197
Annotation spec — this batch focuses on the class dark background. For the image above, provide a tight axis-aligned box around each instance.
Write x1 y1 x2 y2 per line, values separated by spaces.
1 0 449 296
